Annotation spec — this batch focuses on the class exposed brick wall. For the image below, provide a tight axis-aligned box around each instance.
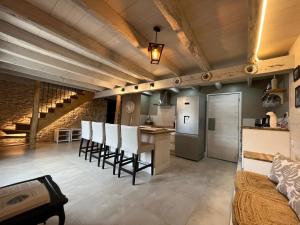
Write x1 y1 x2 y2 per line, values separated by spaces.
0 74 34 130
37 98 107 142
0 74 108 143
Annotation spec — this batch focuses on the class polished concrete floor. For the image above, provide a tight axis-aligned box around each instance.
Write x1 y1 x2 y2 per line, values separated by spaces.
0 142 237 225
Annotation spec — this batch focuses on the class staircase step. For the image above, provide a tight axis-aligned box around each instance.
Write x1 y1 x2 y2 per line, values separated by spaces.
70 95 78 99
48 108 55 113
2 129 29 134
63 99 71 103
56 103 64 108
39 112 47 118
15 123 31 130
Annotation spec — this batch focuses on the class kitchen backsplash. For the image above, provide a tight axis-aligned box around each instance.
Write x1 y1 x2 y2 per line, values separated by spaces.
140 106 176 127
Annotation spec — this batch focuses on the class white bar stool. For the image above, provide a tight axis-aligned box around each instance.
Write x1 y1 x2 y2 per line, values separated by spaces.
79 120 92 160
89 122 105 166
118 125 155 185
102 123 121 175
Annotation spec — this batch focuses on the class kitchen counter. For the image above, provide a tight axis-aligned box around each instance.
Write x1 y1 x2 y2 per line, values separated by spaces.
242 126 289 132
140 127 175 134
139 126 172 174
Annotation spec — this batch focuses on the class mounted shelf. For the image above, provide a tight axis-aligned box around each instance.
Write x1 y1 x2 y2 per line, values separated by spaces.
265 88 286 104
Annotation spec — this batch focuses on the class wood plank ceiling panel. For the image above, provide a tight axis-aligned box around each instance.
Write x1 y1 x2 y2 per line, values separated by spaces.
27 0 172 77
258 0 300 59
106 0 201 75
180 0 248 68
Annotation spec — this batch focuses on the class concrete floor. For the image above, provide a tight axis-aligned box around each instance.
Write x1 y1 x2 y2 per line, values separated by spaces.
0 142 237 225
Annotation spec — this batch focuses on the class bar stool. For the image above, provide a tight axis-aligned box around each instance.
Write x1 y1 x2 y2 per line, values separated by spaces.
102 123 121 175
118 125 155 185
79 120 92 160
89 122 105 166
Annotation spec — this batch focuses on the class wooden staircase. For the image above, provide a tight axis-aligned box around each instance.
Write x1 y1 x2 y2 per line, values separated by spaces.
1 83 94 144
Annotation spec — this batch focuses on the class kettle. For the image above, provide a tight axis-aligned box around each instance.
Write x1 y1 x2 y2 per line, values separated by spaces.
266 112 277 128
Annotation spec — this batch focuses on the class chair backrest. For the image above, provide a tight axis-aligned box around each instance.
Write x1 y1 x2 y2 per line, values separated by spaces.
105 123 120 149
81 120 91 140
120 125 140 154
91 122 105 144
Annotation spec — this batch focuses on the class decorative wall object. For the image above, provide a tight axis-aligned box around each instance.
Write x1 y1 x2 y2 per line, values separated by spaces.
294 65 300 82
296 85 300 108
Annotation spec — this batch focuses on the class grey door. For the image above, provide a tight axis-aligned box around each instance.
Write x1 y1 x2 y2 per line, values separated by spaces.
206 93 240 162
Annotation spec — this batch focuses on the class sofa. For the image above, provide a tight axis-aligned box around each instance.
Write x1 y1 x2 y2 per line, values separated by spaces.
232 171 299 225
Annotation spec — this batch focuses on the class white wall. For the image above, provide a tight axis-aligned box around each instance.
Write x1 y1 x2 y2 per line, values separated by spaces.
289 35 300 160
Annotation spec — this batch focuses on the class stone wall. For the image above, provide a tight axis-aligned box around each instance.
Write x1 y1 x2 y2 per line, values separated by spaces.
289 35 300 160
37 98 107 142
0 74 108 142
0 74 34 132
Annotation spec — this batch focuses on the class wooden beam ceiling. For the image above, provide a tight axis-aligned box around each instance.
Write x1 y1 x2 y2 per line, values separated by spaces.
95 55 294 98
0 0 156 82
0 20 139 85
0 63 104 91
0 40 127 87
72 0 181 77
0 52 115 89
154 0 210 72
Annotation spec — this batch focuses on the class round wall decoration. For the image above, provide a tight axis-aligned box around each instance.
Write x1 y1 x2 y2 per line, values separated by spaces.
126 101 135 114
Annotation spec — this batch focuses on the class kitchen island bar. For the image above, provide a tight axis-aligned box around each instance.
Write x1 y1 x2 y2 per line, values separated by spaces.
139 127 172 175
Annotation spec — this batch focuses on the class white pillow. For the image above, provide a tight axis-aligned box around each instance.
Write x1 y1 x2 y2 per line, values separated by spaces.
268 153 293 183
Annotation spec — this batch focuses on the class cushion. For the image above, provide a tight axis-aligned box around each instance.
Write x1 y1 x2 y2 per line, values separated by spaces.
277 164 300 196
232 190 299 225
289 189 300 220
235 171 287 202
268 153 293 183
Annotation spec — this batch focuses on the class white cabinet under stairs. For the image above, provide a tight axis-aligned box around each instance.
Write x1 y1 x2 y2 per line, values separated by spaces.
54 128 81 143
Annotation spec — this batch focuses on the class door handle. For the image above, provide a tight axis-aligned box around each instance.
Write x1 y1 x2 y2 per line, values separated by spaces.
208 118 215 131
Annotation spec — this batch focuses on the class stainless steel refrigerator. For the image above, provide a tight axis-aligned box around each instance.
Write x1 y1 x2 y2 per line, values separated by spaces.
175 95 206 161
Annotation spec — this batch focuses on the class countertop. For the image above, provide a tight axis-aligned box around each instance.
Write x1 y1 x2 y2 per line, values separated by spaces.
242 126 289 132
139 126 175 134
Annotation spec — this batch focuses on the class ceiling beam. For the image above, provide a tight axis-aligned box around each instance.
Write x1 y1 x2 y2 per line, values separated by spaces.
95 55 294 98
154 0 210 71
0 0 156 81
248 0 267 64
0 63 104 91
0 20 138 85
0 40 127 87
0 52 114 89
72 0 181 76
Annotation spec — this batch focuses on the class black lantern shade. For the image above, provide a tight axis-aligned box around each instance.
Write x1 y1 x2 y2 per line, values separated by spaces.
148 26 164 64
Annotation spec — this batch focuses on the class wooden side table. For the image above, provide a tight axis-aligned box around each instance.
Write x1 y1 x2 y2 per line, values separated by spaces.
1 175 68 225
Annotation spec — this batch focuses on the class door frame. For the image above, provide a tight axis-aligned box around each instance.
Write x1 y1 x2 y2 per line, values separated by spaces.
205 92 242 161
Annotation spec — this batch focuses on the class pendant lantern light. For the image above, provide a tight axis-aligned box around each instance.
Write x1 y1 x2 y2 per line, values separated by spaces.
148 26 164 64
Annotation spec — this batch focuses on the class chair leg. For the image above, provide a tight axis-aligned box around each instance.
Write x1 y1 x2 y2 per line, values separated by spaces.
98 144 103 167
118 150 124 178
151 150 155 176
84 140 90 160
132 154 139 185
79 138 83 157
113 148 119 175
102 146 108 169
89 141 94 162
